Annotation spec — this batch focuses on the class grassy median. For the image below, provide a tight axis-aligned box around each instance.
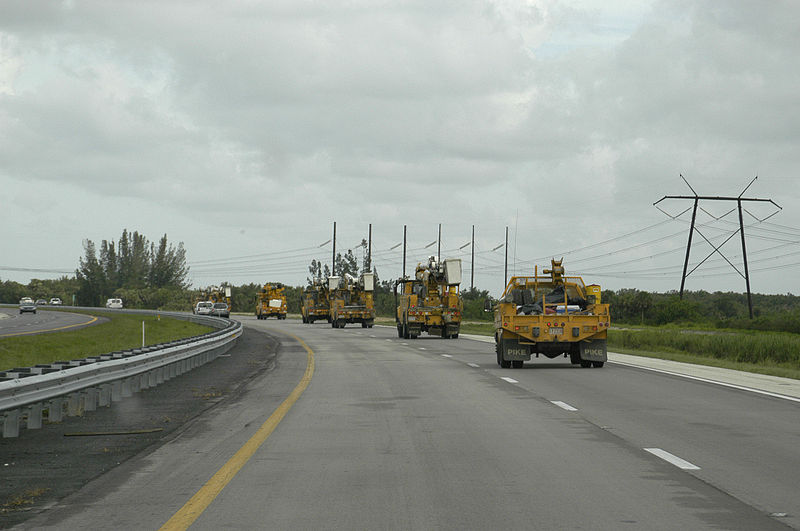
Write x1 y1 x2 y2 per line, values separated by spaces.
0 311 213 371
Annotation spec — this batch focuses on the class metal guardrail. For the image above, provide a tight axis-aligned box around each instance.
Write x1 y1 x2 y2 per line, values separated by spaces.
0 307 242 438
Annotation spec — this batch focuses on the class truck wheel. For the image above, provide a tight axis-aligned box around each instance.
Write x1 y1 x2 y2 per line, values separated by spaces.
361 322 367 328
496 342 511 368
331 320 337 329
402 323 410 339
397 325 403 338
592 361 604 368
580 360 592 368
512 360 523 369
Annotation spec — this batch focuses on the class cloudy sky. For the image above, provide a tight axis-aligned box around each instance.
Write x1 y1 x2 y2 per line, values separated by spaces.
2 0 799 295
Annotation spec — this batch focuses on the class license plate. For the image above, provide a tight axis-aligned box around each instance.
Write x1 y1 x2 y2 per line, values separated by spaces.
550 327 563 335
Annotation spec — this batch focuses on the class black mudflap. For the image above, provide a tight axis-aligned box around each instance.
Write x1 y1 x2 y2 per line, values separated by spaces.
579 339 607 362
502 338 531 361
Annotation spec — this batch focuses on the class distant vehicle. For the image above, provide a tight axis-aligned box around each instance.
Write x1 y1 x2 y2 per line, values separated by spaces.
105 298 123 309
20 297 34 304
19 300 37 314
211 302 230 318
49 297 63 305
35 299 48 305
194 301 214 315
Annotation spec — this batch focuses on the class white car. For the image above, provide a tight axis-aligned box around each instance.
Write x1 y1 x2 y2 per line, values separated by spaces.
49 297 62 305
20 297 34 304
106 298 123 309
194 301 214 315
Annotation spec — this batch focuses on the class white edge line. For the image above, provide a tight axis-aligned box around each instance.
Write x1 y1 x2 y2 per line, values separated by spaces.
500 377 518 384
453 333 800 404
551 400 578 411
441 354 452 358
644 448 700 470
467 363 480 368
610 360 800 404
419 347 426 350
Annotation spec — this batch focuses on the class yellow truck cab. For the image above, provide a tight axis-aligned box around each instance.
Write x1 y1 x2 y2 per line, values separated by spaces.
493 259 610 369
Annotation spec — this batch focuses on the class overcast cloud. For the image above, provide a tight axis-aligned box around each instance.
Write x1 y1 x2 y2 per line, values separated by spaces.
2 0 798 295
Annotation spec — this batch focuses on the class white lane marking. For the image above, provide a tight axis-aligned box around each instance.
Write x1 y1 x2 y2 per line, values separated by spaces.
467 363 480 368
402 343 408 346
644 448 700 470
551 401 578 411
419 347 426 350
500 377 518 384
385 339 392 342
370 335 376 338
441 354 452 358
610 360 800 404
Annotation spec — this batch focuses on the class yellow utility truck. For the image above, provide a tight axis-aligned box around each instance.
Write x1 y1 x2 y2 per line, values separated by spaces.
256 282 287 320
301 279 331 324
394 257 462 339
329 273 375 328
492 259 610 369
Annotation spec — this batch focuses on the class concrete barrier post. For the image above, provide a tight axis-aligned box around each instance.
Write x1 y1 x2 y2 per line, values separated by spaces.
2 409 20 438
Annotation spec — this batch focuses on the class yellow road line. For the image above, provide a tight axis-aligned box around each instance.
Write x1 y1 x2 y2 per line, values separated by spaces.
159 332 315 531
0 315 99 338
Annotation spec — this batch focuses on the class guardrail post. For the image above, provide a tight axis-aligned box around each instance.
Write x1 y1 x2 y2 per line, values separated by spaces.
148 370 157 387
27 403 43 429
67 393 82 416
111 381 122 402
132 375 141 393
84 389 98 411
121 378 133 397
99 384 111 407
48 398 64 422
155 367 164 384
3 410 20 438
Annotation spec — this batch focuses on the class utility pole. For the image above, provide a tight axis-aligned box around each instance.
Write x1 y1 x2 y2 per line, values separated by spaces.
368 223 372 272
504 226 508 289
471 224 475 290
402 225 407 279
437 223 441 261
654 175 781 319
332 221 336 276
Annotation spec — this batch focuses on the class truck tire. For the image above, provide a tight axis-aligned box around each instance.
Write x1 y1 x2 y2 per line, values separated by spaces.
361 322 368 328
402 323 410 339
496 342 511 369
592 361 604 368
512 360 523 369
580 360 592 368
397 325 403 338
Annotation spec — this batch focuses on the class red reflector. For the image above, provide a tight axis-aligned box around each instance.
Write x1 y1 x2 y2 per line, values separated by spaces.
547 322 551 327
515 326 519 330
593 326 597 331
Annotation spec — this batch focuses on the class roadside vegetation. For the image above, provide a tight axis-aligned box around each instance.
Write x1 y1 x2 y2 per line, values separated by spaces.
0 311 212 371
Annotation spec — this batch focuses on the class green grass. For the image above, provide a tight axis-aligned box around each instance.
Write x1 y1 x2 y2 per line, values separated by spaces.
607 327 800 380
0 310 213 371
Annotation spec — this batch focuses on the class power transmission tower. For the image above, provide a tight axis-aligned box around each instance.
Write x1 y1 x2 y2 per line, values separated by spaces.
654 175 781 318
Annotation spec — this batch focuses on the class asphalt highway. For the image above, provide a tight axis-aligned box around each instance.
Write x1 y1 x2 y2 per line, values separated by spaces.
0 307 104 338
9 317 799 529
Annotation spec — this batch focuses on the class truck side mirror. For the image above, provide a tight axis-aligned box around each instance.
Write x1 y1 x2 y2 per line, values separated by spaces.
484 299 492 312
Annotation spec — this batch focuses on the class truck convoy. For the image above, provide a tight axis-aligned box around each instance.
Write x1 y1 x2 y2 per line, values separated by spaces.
394 257 463 339
256 282 287 320
493 259 610 369
301 279 331 324
329 272 375 328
